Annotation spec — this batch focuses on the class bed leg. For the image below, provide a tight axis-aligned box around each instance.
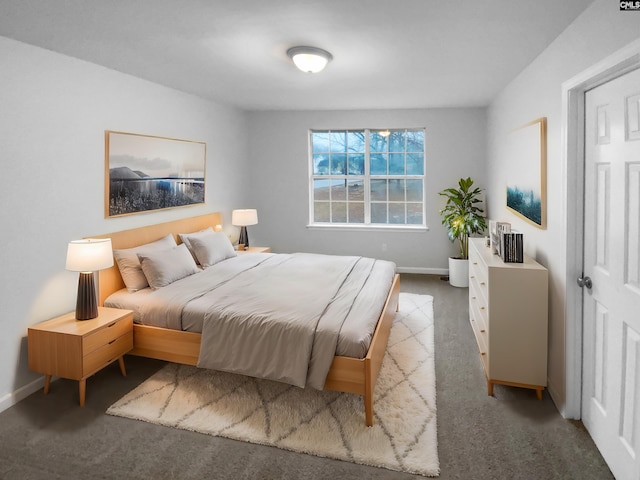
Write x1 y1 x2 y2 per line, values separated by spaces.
365 392 374 427
365 359 374 426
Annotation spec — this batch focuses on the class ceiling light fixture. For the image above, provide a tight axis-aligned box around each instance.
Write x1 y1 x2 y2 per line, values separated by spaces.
287 46 333 73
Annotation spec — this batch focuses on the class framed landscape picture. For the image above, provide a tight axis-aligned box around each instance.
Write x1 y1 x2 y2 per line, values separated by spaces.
505 117 547 229
105 131 206 217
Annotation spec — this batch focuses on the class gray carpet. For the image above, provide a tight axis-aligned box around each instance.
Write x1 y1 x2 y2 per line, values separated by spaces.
0 274 613 479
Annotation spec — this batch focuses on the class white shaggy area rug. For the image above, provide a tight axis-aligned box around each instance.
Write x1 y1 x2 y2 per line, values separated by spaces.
107 293 438 477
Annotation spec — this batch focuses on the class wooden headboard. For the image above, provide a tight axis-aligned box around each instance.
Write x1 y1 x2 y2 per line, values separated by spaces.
93 212 223 305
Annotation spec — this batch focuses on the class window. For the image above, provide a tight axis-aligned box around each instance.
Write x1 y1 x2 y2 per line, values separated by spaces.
309 128 425 227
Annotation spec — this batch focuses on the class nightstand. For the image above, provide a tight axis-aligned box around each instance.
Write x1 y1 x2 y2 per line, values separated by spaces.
236 246 271 254
28 307 133 406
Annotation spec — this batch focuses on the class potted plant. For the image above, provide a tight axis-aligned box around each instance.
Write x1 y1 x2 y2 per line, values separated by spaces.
438 177 487 287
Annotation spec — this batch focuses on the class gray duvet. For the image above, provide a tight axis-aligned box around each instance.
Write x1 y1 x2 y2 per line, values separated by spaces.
112 252 395 389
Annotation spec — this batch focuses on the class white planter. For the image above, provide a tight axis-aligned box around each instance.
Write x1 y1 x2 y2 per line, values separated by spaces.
448 257 469 288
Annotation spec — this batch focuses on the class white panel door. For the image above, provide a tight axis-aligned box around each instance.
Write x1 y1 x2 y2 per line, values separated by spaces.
583 67 640 480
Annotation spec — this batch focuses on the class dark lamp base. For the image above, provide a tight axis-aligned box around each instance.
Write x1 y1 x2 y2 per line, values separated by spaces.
238 226 250 248
75 272 98 320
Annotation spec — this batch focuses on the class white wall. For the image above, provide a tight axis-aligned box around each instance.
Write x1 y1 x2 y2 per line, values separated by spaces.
246 108 486 271
0 36 248 410
486 0 640 414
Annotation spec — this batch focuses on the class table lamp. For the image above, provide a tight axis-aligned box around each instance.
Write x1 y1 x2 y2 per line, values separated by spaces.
231 209 258 250
66 238 114 320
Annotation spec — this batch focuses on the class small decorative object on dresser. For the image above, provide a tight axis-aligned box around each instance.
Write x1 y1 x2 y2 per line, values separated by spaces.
231 209 258 250
468 237 548 399
65 238 114 320
28 307 133 406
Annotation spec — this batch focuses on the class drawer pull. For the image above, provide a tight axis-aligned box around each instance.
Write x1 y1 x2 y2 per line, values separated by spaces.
481 329 486 333
480 306 485 310
481 352 486 356
470 275 475 279
109 339 116 345
107 322 117 328
472 296 476 300
480 282 486 286
473 262 478 265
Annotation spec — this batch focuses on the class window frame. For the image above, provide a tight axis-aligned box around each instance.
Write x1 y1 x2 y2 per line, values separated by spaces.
308 128 427 230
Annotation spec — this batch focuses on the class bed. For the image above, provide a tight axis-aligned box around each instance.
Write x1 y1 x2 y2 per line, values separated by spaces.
95 213 400 426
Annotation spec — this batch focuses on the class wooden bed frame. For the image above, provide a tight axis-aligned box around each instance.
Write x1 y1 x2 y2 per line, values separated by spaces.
95 212 400 426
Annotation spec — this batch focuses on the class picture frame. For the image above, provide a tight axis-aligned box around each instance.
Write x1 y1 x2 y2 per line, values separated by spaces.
105 131 206 218
505 117 547 229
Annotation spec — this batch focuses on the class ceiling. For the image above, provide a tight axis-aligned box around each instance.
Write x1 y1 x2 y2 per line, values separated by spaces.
0 0 594 111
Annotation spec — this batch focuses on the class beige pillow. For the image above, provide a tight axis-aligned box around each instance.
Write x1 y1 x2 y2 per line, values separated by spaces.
179 227 214 263
189 232 237 267
137 243 200 289
113 234 176 292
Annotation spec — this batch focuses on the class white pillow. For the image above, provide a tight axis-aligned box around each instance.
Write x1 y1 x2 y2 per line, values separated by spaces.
178 227 214 263
113 234 176 292
189 231 237 268
137 243 200 289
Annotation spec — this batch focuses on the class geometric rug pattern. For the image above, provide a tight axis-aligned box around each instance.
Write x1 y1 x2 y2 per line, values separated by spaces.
107 293 439 476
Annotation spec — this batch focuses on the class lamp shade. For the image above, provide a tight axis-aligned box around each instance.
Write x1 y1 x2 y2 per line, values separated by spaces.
66 238 114 273
287 46 333 73
232 209 258 227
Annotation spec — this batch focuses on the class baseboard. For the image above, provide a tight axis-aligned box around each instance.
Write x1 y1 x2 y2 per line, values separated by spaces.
0 375 46 413
396 267 448 275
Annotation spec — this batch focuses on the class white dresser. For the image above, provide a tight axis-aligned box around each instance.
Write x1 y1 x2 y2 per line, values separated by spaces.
468 237 548 399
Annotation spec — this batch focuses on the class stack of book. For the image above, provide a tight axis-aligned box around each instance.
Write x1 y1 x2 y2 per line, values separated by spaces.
500 232 524 263
490 221 511 255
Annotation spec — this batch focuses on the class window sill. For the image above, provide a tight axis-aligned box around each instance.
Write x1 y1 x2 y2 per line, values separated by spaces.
306 224 429 233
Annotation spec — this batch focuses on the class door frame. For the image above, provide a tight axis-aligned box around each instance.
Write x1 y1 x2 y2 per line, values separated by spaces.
561 39 640 419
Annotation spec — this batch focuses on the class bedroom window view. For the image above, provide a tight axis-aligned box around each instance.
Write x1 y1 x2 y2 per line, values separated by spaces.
310 128 426 227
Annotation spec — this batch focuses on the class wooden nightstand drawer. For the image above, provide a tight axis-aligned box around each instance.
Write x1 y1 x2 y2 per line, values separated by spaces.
83 331 133 377
83 316 132 354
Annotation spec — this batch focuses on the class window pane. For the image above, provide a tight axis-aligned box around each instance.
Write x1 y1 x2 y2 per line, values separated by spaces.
330 179 346 201
331 154 346 174
371 202 387 223
389 153 404 175
406 153 424 175
389 131 405 152
407 203 423 224
312 131 330 152
371 179 387 201
330 132 347 152
370 153 387 175
347 131 365 152
348 180 363 201
406 130 424 152
406 179 423 201
349 202 364 223
314 202 330 222
314 179 330 200
348 154 364 175
389 203 405 224
332 202 347 222
313 154 329 175
389 179 405 201
369 132 388 153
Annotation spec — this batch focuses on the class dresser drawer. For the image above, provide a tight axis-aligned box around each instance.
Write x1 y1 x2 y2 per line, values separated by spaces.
83 332 133 377
469 306 489 375
83 315 132 354
470 295 488 333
